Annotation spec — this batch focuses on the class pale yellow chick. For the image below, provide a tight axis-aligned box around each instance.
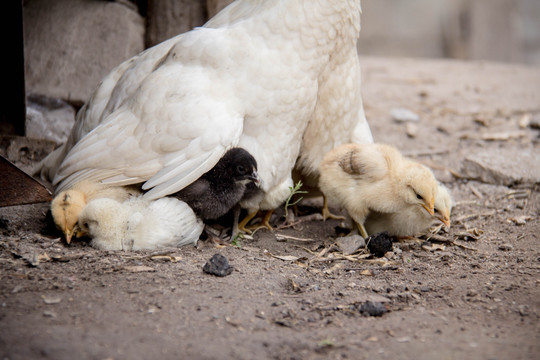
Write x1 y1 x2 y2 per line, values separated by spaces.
433 183 453 228
364 183 453 237
318 143 438 238
50 181 141 244
78 196 203 251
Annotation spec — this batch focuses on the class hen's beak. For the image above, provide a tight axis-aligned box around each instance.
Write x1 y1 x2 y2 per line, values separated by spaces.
422 198 435 216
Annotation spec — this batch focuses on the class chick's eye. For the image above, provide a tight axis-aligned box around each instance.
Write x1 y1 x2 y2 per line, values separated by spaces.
434 208 439 214
416 193 423 201
236 165 246 174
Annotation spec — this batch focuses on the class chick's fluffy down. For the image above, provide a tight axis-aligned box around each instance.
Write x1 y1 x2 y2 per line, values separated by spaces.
79 197 203 251
318 143 439 237
365 183 453 237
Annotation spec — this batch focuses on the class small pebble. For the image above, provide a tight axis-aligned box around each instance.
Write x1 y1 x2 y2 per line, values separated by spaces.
529 113 540 129
498 244 513 251
335 234 366 255
41 295 62 304
517 304 529 316
390 108 420 122
518 114 530 129
203 253 234 277
358 301 389 317
0 219 9 229
405 123 418 137
43 311 57 318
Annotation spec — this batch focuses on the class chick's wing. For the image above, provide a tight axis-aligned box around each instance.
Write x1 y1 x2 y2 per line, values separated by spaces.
337 144 388 181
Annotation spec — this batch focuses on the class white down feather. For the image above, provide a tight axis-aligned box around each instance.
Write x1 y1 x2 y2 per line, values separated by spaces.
79 197 204 251
37 0 372 217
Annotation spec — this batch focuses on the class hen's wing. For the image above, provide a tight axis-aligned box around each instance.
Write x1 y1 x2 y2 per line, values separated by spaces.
53 59 244 199
36 36 185 181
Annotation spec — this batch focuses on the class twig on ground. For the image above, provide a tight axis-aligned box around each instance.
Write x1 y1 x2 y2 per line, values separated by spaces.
469 185 483 199
454 211 496 224
275 234 317 242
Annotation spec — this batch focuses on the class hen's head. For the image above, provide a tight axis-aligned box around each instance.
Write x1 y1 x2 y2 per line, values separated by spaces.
51 189 87 244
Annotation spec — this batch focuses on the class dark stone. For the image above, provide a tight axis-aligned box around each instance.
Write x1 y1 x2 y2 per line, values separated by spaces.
202 253 234 277
0 218 9 229
366 231 393 257
358 301 389 317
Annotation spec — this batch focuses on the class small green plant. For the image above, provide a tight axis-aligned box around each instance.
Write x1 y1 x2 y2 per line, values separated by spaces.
231 233 243 248
284 180 308 218
317 337 335 347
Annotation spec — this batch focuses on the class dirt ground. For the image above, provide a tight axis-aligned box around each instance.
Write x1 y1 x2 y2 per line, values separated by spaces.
1 57 539 360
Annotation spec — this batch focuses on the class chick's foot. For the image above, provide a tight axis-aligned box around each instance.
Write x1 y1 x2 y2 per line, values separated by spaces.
321 196 345 221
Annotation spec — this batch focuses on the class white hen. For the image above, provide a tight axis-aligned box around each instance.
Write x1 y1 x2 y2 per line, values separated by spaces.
36 0 372 230
78 196 204 251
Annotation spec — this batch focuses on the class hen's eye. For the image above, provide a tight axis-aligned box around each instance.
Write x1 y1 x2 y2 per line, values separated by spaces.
237 165 246 174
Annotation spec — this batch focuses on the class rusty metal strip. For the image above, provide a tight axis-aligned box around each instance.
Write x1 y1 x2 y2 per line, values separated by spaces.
0 155 52 207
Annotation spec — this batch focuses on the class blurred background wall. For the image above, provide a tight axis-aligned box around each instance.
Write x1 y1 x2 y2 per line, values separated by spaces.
3 0 539 139
209 0 540 65
358 0 540 65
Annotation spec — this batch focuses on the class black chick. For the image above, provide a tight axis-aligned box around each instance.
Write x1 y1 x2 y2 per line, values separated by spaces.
174 148 260 220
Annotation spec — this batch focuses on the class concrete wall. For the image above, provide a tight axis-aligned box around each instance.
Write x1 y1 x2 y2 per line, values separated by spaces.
23 0 145 106
23 0 540 106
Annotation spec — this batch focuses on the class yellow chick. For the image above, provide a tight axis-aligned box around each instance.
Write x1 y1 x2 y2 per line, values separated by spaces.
50 181 141 244
78 196 204 251
318 143 438 238
433 183 453 228
364 183 453 237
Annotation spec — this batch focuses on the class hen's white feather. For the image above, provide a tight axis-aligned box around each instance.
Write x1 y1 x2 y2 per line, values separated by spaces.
79 196 204 251
38 0 371 217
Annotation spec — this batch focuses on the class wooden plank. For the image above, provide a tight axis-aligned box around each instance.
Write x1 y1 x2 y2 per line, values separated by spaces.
0 0 25 136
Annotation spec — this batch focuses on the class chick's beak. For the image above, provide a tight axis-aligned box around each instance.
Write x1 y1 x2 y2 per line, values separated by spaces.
440 210 451 228
64 224 85 244
441 217 451 228
422 198 435 216
75 224 86 238
249 169 261 187
64 229 73 245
